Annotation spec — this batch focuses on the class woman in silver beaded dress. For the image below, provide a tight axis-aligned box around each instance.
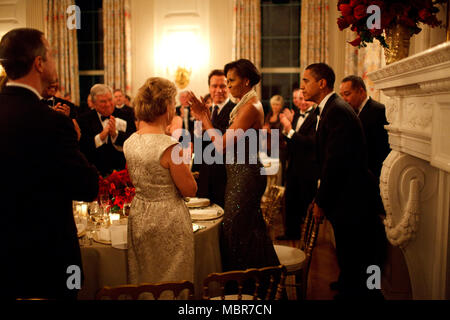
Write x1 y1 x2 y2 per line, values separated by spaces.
124 77 197 285
188 59 279 271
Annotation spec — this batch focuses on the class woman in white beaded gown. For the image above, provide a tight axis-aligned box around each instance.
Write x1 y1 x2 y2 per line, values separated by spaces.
124 77 197 285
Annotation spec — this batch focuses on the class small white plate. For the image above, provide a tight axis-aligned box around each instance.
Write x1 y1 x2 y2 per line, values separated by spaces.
190 208 224 221
186 197 210 208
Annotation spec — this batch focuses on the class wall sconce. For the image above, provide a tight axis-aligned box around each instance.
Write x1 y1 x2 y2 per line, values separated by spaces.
175 66 192 89
156 27 208 89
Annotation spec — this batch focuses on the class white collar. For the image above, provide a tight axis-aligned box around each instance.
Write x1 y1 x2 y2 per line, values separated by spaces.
116 104 124 109
6 82 43 100
317 91 335 116
358 96 370 114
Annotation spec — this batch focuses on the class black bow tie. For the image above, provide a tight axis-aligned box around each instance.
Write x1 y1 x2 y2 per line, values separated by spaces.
101 115 109 121
299 109 312 118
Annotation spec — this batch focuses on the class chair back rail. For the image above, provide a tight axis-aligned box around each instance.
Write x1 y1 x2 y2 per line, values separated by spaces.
96 280 195 300
202 265 287 300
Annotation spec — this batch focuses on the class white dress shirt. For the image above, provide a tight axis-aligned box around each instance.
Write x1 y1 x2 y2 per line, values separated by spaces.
94 112 127 151
285 105 315 139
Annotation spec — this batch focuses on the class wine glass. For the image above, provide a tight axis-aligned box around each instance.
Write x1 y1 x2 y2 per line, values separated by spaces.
99 194 111 215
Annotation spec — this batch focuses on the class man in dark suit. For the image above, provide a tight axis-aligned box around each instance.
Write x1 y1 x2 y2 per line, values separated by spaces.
340 76 390 183
176 90 196 143
340 76 390 217
277 88 319 239
42 79 81 141
42 79 78 119
77 84 136 177
0 28 99 299
113 88 135 121
196 70 235 208
302 63 386 299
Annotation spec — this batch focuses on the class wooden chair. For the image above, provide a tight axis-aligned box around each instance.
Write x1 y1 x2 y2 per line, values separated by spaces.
261 185 285 237
273 204 321 299
95 280 195 300
202 265 287 300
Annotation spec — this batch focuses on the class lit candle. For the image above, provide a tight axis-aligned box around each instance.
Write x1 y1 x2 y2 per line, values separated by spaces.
109 213 120 224
81 204 88 217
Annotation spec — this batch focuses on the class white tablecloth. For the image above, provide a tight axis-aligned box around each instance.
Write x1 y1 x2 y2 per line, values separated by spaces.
77 206 223 300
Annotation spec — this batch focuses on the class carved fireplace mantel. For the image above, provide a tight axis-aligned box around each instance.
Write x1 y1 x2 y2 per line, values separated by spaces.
368 42 450 300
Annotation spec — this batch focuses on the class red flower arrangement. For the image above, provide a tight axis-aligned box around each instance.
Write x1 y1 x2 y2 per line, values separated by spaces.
337 0 446 48
98 168 135 212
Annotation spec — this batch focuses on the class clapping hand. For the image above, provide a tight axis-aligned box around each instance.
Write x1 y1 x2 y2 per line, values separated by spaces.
283 108 294 123
187 92 210 121
53 102 70 117
108 116 118 139
279 113 292 133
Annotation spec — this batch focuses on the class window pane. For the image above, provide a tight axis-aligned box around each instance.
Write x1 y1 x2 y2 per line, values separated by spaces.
262 39 299 68
261 73 300 109
78 43 95 70
79 75 104 107
262 6 292 37
95 42 104 70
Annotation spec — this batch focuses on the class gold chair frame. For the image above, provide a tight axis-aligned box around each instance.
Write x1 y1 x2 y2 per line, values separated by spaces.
202 265 287 300
95 280 195 300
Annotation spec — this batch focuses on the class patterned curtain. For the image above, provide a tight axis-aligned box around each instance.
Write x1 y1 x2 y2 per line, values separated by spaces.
103 0 132 95
232 0 261 95
300 0 329 68
344 29 382 100
44 0 80 105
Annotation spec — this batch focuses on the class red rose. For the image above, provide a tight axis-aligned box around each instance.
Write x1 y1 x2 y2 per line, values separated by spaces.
349 36 362 47
339 4 353 17
368 0 384 11
418 9 431 21
369 28 383 36
350 0 364 7
345 14 357 25
398 15 416 28
353 5 367 20
337 17 350 30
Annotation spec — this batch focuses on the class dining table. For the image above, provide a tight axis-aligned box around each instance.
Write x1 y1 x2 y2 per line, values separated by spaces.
76 202 223 300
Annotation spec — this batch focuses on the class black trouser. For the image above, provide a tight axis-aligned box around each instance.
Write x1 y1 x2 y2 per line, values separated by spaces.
328 209 387 299
284 177 316 238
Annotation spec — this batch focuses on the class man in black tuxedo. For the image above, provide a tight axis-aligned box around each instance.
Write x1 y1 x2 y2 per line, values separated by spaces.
176 90 196 144
113 88 135 121
42 79 81 140
42 79 78 119
302 63 386 299
77 84 136 177
196 70 235 208
277 89 319 240
340 76 390 183
0 28 99 299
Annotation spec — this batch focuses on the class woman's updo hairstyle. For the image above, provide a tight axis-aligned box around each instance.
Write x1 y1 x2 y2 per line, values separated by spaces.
224 58 261 87
133 77 177 122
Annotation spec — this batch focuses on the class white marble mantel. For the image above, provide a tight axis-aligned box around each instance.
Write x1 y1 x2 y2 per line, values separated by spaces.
368 42 450 300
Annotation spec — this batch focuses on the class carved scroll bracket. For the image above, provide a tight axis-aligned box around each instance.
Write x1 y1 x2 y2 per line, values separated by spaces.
381 151 437 248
